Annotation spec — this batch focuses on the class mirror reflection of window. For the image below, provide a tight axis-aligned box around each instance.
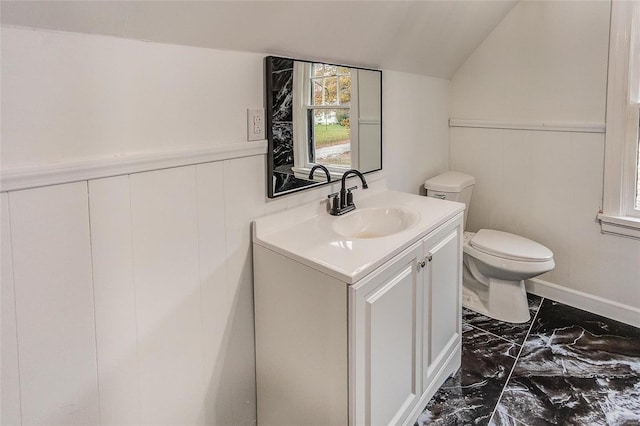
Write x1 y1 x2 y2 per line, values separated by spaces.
291 61 380 184
306 64 352 170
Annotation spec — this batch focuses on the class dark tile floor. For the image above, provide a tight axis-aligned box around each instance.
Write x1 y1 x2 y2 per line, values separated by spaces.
415 296 640 426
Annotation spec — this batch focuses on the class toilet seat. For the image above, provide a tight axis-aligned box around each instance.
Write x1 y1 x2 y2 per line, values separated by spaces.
463 231 555 280
469 229 553 262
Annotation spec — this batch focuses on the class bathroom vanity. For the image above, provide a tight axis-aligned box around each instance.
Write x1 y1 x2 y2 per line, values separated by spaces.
252 187 464 425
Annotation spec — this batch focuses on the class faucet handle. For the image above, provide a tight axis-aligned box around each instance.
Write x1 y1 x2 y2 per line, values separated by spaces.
346 186 359 206
327 192 340 215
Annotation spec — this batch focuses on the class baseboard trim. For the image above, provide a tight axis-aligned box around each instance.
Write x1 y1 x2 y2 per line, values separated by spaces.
1 140 268 192
526 278 640 329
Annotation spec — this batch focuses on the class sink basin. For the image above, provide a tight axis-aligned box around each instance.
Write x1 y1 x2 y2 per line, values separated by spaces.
332 207 420 239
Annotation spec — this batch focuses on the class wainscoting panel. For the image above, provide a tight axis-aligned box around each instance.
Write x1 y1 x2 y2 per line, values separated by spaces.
221 155 267 424
88 176 140 425
1 192 21 426
9 182 99 425
130 166 205 425
195 161 232 425
0 151 336 425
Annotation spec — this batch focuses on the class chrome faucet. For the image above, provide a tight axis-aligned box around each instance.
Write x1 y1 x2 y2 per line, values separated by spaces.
309 165 331 183
327 169 369 216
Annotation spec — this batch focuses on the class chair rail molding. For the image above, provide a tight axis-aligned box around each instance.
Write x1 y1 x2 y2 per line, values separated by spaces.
0 140 268 192
449 118 606 133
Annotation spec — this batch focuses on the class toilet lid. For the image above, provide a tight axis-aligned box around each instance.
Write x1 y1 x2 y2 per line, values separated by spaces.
470 229 553 262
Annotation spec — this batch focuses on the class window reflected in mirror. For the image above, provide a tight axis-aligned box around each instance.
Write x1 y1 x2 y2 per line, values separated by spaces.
307 63 352 169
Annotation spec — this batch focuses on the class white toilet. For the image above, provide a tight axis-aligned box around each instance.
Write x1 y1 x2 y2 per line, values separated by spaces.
424 171 555 323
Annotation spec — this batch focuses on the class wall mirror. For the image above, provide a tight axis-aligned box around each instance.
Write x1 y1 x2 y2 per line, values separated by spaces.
266 56 382 198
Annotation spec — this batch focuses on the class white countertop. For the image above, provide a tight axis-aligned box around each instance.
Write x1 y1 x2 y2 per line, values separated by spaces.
252 187 464 284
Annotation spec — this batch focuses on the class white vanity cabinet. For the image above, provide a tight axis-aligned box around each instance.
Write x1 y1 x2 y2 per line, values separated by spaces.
349 216 462 425
349 241 423 425
252 190 464 426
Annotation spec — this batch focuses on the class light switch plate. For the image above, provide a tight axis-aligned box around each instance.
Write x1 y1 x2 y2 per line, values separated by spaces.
247 108 265 141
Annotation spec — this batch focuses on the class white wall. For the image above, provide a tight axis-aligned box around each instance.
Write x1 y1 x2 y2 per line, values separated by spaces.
0 27 264 166
450 1 640 318
0 27 450 425
451 0 609 123
384 70 450 194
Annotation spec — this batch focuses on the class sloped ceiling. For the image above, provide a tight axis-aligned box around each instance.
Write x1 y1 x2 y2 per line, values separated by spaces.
0 1 517 79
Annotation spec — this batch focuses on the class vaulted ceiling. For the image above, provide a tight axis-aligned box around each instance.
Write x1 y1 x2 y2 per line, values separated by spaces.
1 1 517 79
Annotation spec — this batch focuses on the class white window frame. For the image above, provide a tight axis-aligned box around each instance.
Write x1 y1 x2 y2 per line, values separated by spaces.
598 0 640 239
291 62 359 181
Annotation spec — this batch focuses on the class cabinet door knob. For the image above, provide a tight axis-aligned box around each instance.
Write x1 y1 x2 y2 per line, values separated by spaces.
418 254 433 270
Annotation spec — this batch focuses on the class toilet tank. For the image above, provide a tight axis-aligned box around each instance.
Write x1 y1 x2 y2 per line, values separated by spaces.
424 171 475 228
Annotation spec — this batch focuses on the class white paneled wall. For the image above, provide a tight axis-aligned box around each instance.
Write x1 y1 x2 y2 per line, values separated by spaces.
9 182 99 425
88 176 140 425
450 127 640 311
1 193 21 426
130 167 205 425
220 155 266 424
195 162 232 426
0 156 268 425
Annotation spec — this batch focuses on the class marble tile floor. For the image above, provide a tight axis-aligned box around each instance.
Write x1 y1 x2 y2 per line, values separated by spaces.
415 295 640 426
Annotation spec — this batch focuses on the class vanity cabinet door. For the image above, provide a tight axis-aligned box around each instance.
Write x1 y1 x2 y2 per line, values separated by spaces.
350 243 422 426
421 217 463 389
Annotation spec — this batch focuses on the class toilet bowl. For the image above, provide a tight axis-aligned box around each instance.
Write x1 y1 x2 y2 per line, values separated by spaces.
462 230 554 323
424 172 555 323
